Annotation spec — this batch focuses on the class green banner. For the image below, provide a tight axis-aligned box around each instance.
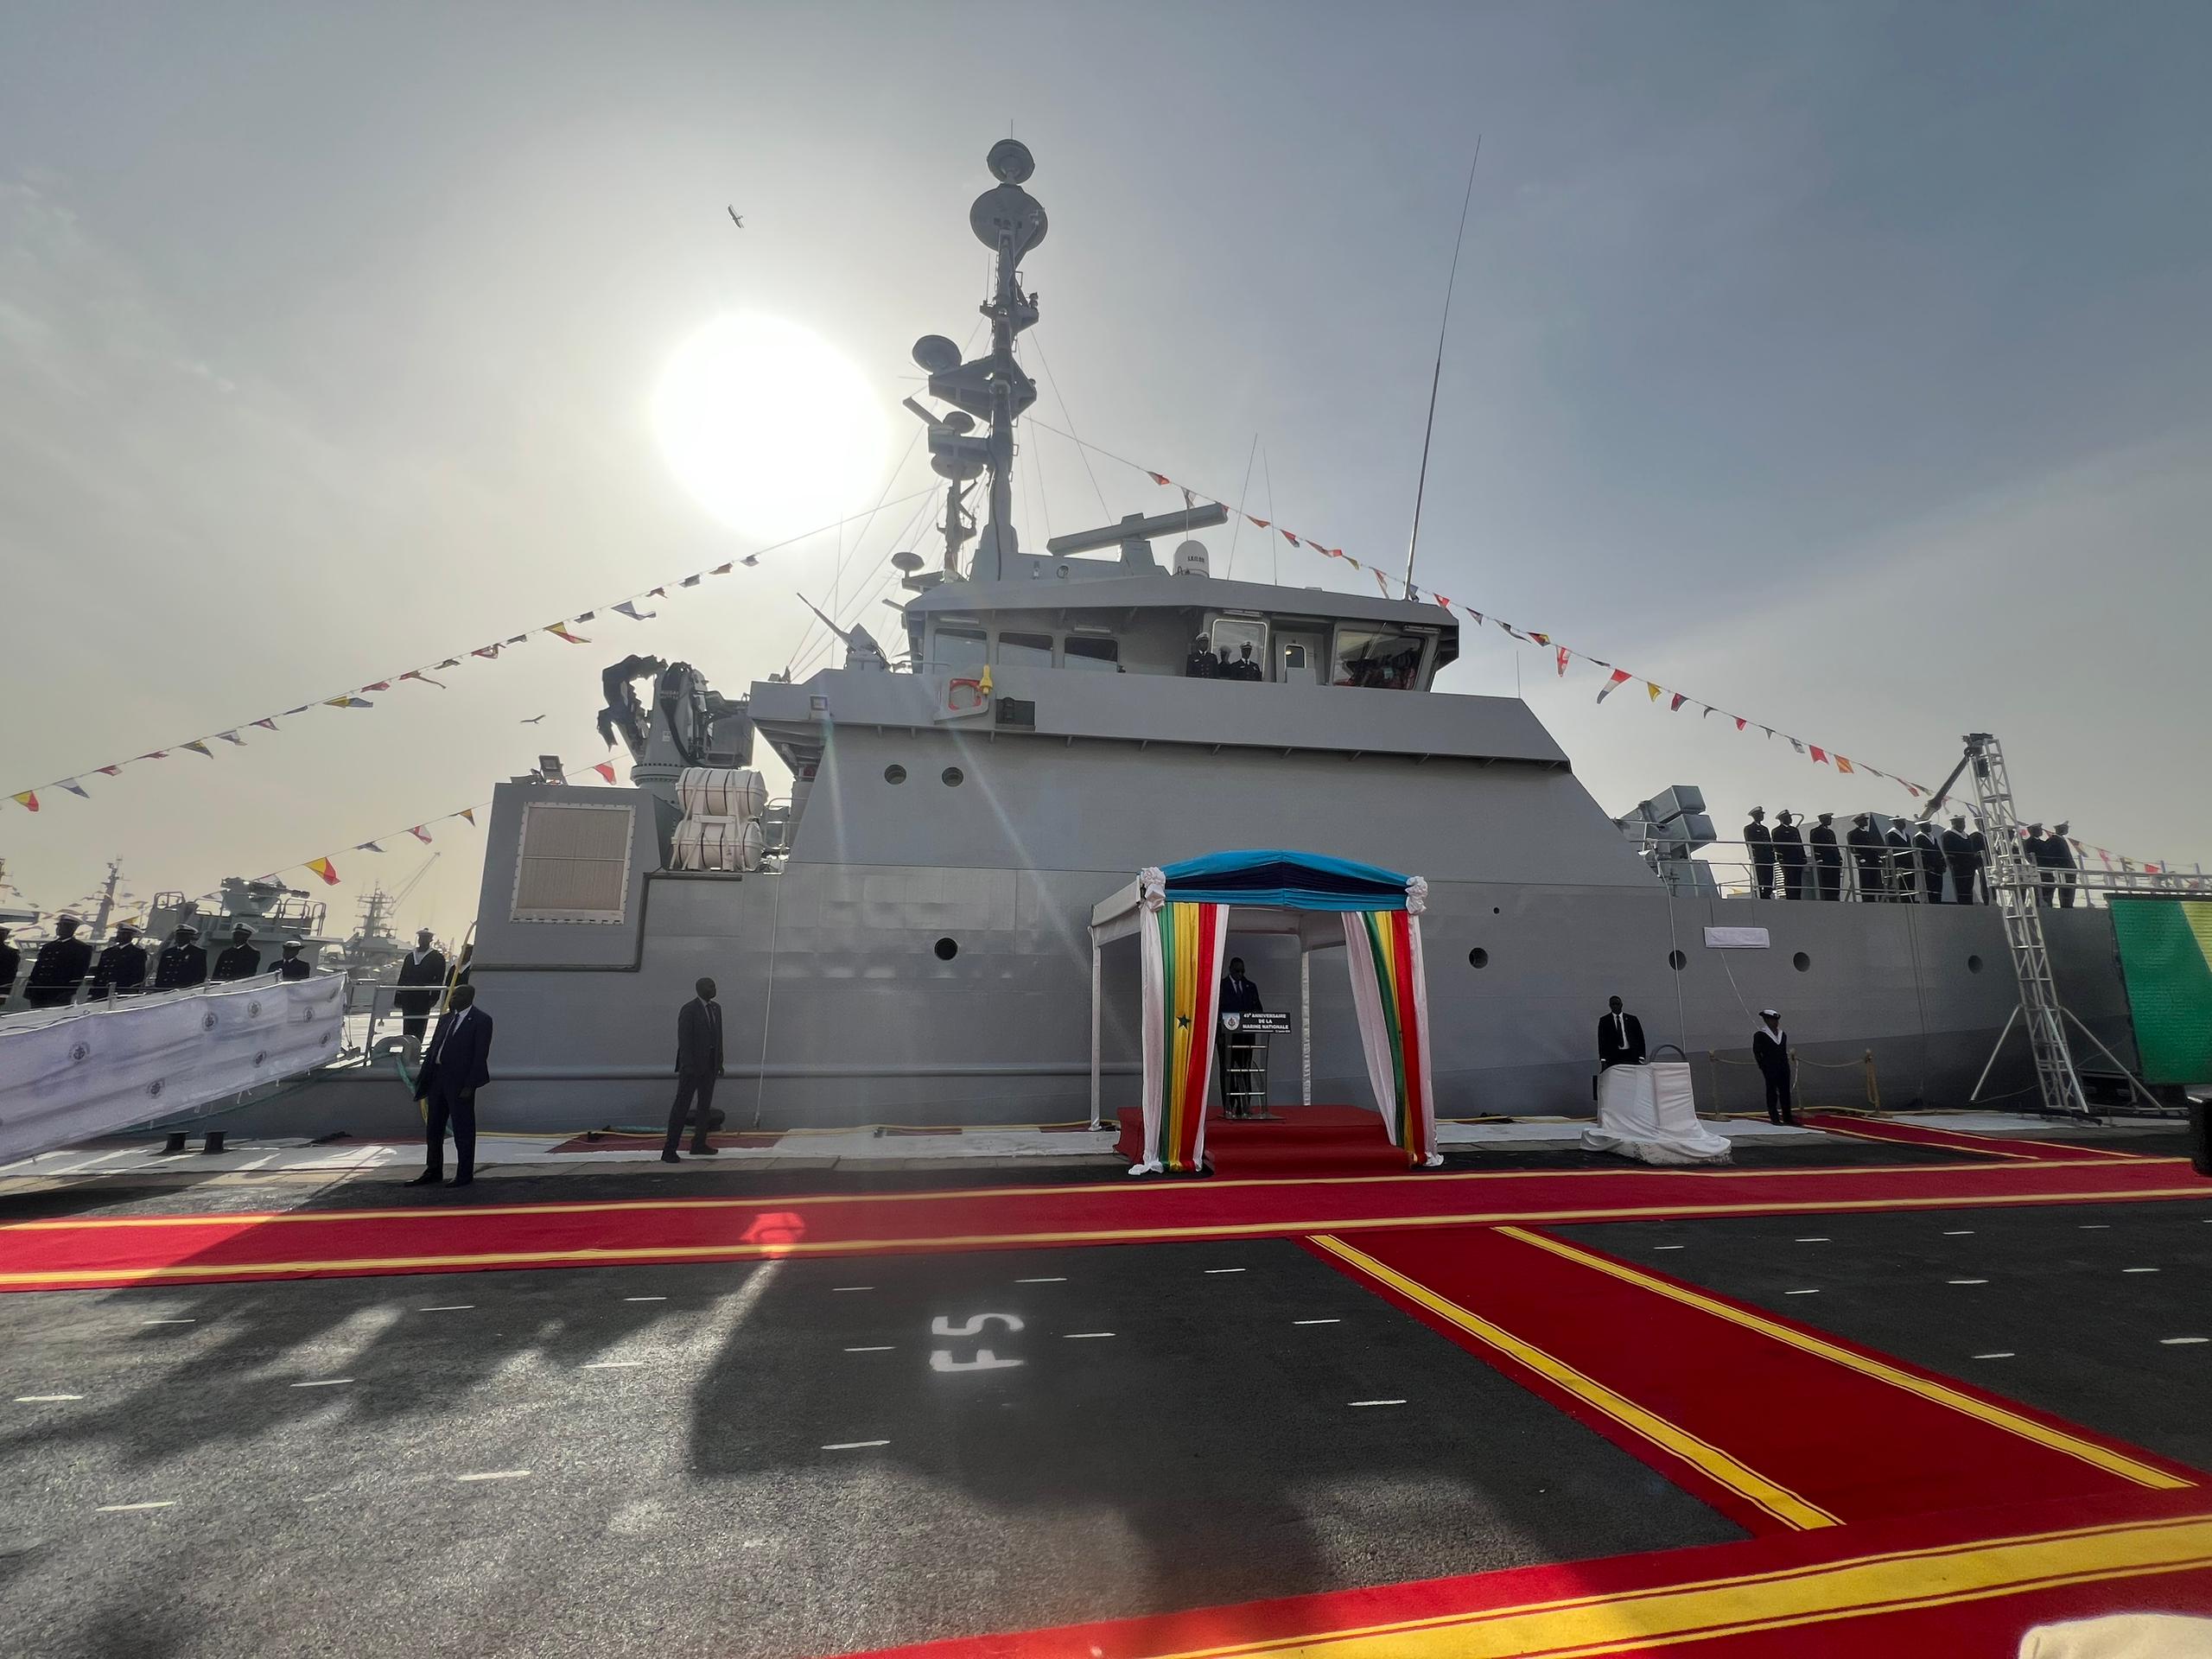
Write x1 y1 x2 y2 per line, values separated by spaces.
2109 898 2212 1085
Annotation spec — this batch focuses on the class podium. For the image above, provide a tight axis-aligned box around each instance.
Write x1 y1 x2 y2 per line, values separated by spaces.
1219 1011 1290 1120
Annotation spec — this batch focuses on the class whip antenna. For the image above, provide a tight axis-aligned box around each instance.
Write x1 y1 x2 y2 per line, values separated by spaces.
1402 137 1482 601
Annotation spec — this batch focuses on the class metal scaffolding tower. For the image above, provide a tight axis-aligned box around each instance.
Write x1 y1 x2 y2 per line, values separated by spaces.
1960 734 2092 1117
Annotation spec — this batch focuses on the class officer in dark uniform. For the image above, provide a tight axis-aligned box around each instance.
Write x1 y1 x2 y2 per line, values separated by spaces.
2051 823 2080 908
275 940 313 981
2024 824 2059 906
1914 821 1947 904
1942 817 1979 906
394 929 448 1045
1224 641 1263 682
22 917 94 1008
155 925 209 990
1809 813 1842 900
1966 821 1990 903
1184 632 1219 678
1884 817 1916 901
1744 807 1776 899
88 924 149 1000
1773 810 1808 900
0 925 18 1010
212 925 263 982
1847 813 1886 901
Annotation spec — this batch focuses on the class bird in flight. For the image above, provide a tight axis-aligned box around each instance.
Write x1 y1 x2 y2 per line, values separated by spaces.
520 715 548 725
728 207 744 229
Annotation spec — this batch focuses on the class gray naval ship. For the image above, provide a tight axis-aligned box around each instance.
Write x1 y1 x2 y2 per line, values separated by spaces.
464 140 2139 1133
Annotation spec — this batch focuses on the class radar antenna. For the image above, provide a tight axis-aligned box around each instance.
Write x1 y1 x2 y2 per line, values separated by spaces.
907 140 1045 582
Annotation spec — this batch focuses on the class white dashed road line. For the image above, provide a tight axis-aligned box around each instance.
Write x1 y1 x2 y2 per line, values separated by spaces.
1204 1268 1246 1275
582 1361 645 1370
1064 1332 1116 1339
1973 1351 2017 1359
455 1470 531 1482
823 1440 889 1451
289 1378 353 1389
1294 1319 1341 1326
622 1296 666 1303
2161 1338 2209 1346
2080 1224 2110 1230
1653 1245 1685 1251
418 1305 474 1313
1785 1289 1820 1296
142 1319 196 1326
1349 1399 1406 1408
1948 1279 1990 1286
1795 1237 1831 1243
844 1345 894 1353
97 1502 175 1513
16 1394 83 1403
1015 1277 1065 1284
1942 1230 1974 1236
831 1287 874 1294
2124 1268 2160 1274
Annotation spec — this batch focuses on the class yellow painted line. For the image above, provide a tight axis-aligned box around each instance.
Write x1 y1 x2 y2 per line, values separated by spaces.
6 1185 2210 1290
4 1154 2185 1232
1496 1226 2192 1492
1306 1233 1837 1531
1128 1514 2212 1657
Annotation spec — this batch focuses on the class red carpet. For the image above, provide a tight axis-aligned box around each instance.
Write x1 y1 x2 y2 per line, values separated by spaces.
1802 1111 2154 1163
1114 1103 1421 1174
3 1153 2204 1291
834 1488 2212 1657
1306 1224 2195 1535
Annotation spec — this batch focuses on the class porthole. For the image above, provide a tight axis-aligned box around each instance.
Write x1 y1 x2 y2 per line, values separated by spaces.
1468 948 1489 969
1668 950 1687 970
884 764 906 785
1793 951 1811 972
942 766 964 787
934 937 959 961
1491 906 1502 915
1967 954 1984 974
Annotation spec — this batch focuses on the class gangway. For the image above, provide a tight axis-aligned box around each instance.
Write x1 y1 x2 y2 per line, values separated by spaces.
1925 733 2156 1118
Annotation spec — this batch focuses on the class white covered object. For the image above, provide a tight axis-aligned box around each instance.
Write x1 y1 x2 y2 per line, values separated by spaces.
671 816 764 873
0 973 346 1164
1580 1061 1732 1166
677 767 766 822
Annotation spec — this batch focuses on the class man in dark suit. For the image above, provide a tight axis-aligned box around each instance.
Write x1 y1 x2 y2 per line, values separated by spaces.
663 977 726 1162
1217 957 1264 1118
0 925 20 1010
1847 814 1887 902
1966 822 1991 903
22 917 94 1009
1597 995 1647 1069
1753 1009 1795 1126
395 929 447 1045
212 925 262 982
2051 823 2080 908
1942 817 1978 906
1914 821 1947 905
408 984 493 1187
1772 811 1808 901
155 925 208 990
88 924 149 1000
1884 818 1916 902
1743 807 1775 899
275 940 313 981
1809 812 1843 901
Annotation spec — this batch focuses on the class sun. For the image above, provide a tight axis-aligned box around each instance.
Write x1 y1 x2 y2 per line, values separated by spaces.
652 314 889 543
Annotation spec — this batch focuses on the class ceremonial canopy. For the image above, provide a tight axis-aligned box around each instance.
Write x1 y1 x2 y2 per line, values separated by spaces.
1090 850 1440 1175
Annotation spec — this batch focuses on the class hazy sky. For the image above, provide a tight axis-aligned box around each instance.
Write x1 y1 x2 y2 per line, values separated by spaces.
4 2 2209 939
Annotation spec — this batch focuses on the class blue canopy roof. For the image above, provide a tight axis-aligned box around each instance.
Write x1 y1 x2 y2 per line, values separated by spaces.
1158 849 1412 912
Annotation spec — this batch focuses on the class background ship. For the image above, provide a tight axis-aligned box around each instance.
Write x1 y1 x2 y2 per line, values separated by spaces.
450 141 2157 1135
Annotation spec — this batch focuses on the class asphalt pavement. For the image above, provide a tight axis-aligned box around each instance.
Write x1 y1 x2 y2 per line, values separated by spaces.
0 1236 1737 1659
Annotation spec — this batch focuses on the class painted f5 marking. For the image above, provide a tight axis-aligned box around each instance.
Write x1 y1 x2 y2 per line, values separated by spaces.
931 1312 1025 1372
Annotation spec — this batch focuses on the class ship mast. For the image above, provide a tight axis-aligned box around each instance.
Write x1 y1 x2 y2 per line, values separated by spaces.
906 141 1046 582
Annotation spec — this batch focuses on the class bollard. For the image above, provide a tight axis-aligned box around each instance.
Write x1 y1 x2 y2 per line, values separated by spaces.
2191 1101 2212 1178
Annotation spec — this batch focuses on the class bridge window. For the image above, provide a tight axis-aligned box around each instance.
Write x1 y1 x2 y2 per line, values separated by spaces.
995 631 1054 668
1333 626 1424 690
1063 634 1120 672
935 627 987 673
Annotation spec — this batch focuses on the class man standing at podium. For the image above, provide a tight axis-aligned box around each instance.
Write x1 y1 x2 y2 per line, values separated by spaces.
1598 995 1647 1071
1217 957 1263 1119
